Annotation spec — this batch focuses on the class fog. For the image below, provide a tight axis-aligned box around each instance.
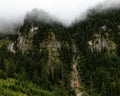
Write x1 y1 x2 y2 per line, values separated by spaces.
0 0 120 33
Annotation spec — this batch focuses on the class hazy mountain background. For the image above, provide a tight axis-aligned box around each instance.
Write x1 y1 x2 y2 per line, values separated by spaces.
0 0 120 96
0 0 120 33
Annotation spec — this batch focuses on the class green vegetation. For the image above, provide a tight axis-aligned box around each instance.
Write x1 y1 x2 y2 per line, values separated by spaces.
0 8 120 96
0 39 11 48
0 11 73 95
0 78 54 96
71 8 120 96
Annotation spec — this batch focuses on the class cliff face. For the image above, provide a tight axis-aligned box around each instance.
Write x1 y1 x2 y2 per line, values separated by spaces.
1 8 120 96
17 26 37 53
14 10 73 92
17 19 68 67
88 32 116 53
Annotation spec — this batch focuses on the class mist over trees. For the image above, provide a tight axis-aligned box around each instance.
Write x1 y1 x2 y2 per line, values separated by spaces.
0 6 120 96
25 9 60 24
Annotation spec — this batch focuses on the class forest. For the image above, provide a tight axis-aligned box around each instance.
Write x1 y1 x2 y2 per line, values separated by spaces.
0 8 120 96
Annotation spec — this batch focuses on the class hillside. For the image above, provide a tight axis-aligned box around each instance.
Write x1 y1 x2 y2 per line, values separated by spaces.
71 8 120 96
0 8 120 96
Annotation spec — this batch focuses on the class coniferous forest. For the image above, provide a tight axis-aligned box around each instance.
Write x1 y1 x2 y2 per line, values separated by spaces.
0 8 120 96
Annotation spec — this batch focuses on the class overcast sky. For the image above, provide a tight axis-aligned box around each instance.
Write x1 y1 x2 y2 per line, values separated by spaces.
0 0 119 25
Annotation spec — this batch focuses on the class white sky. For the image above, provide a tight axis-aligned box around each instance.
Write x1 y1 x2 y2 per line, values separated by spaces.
0 0 119 25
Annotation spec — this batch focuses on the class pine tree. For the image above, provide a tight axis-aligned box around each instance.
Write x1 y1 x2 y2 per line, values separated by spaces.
101 82 107 96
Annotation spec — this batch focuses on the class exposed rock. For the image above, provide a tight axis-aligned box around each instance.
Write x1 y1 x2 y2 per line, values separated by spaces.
8 42 15 53
118 25 120 30
18 35 23 45
17 28 36 53
101 25 107 31
30 26 38 32
40 32 61 68
88 33 116 53
88 37 108 52
88 41 93 46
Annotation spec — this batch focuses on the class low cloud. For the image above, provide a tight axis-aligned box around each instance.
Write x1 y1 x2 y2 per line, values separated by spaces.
0 0 120 33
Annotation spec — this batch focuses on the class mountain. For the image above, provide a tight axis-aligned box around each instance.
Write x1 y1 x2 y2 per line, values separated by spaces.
24 9 60 25
71 7 120 96
0 8 120 96
0 9 74 96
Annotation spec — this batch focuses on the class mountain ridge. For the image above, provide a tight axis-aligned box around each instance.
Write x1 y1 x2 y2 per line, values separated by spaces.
0 7 120 96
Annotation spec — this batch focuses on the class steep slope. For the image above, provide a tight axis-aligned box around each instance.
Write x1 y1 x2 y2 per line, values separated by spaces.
0 9 74 96
71 8 120 96
17 9 75 95
0 8 120 96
